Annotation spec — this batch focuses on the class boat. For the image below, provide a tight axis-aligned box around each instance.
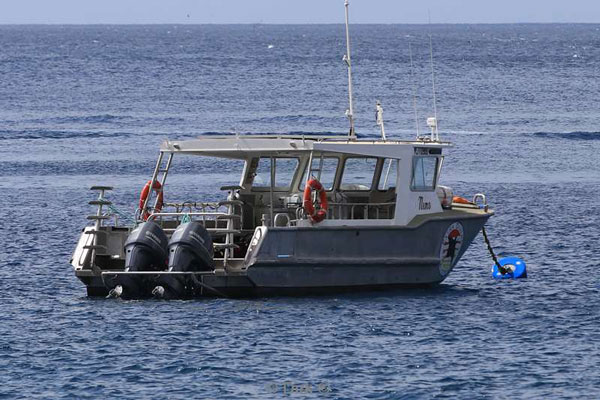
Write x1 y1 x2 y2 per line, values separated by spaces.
70 2 495 299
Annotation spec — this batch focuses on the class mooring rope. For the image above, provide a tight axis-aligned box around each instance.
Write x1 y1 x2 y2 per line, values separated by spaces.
482 226 509 275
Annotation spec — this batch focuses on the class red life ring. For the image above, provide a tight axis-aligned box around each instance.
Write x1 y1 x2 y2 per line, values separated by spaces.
139 180 163 221
303 178 328 223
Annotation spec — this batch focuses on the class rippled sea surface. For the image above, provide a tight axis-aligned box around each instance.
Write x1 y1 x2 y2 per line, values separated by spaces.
1 24 599 399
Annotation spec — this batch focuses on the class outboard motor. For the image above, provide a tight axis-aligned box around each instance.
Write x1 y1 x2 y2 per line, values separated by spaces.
107 221 168 298
152 221 214 299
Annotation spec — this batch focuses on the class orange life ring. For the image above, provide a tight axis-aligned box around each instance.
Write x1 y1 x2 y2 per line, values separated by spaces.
452 196 472 205
139 180 163 221
303 178 328 223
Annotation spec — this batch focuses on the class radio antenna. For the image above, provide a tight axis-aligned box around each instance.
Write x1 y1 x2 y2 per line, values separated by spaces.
343 0 356 140
427 11 439 141
408 42 421 139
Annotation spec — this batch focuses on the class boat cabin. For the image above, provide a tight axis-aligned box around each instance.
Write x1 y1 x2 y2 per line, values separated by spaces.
148 135 451 232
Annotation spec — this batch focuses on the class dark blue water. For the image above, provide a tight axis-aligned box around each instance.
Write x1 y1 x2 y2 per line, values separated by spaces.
1 24 600 399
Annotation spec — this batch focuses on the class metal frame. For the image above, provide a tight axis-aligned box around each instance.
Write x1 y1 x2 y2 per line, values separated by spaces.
328 202 396 220
86 186 113 268
140 151 174 220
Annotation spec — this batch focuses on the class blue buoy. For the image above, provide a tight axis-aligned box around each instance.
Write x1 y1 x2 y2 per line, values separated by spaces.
492 257 527 279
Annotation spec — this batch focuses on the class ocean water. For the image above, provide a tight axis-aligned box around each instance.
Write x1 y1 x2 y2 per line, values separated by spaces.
1 24 599 399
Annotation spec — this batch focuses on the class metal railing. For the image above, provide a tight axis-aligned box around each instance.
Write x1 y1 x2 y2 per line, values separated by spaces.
148 211 233 232
289 201 396 224
327 202 396 220
164 201 224 214
148 201 244 267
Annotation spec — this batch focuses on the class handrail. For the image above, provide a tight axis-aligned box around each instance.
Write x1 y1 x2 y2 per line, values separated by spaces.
148 212 231 227
149 212 229 217
164 201 223 211
327 201 395 220
328 202 396 206
472 193 488 212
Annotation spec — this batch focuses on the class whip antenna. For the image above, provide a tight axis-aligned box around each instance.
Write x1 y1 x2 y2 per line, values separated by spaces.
427 11 439 141
408 42 421 139
343 0 356 140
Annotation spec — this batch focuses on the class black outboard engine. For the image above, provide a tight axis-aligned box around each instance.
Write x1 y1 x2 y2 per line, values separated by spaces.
152 221 214 299
107 221 168 298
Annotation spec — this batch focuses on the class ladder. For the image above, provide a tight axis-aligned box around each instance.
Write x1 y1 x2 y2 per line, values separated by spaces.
217 185 244 269
86 186 113 269
306 151 324 184
140 151 174 219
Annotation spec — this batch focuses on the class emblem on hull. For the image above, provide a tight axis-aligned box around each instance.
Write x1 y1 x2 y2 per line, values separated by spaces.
439 222 464 277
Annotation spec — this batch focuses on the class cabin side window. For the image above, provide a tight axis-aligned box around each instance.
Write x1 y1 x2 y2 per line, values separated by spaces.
410 156 438 191
341 157 377 191
251 157 299 190
378 158 399 191
298 157 339 191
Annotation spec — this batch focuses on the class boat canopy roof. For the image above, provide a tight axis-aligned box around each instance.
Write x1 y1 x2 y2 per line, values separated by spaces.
160 135 452 159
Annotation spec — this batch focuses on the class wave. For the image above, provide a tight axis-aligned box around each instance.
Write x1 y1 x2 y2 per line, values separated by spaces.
17 114 185 125
531 131 600 140
0 129 352 141
0 129 134 140
239 114 338 124
21 114 131 125
0 157 238 177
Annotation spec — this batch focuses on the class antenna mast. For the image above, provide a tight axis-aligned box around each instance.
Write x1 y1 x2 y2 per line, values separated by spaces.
343 0 356 140
428 12 439 141
408 42 421 139
375 100 386 141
